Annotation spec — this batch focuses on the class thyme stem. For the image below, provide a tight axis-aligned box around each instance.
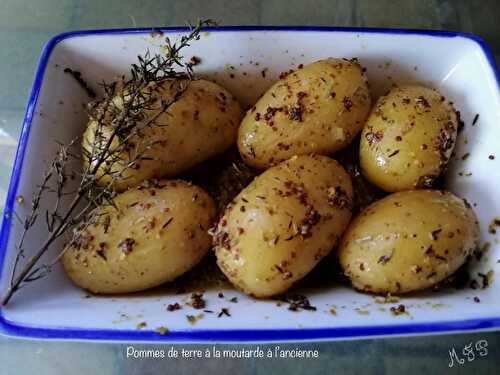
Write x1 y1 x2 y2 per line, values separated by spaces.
1 19 216 306
2 192 84 305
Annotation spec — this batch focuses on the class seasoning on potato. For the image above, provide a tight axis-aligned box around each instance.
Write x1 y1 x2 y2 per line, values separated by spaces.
62 180 216 294
212 154 353 298
338 190 480 295
83 79 243 191
237 58 372 169
359 85 458 192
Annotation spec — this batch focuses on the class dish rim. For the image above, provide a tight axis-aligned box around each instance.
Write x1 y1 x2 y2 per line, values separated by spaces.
0 25 498 342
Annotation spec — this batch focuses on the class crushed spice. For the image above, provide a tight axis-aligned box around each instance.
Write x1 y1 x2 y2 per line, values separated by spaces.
456 110 465 132
488 217 500 234
276 294 317 312
378 250 393 265
189 56 201 66
472 113 479 126
390 304 407 316
186 314 204 325
167 302 181 312
342 96 353 111
263 106 282 122
161 217 174 229
117 238 135 254
95 242 107 260
327 186 352 209
299 206 321 238
411 265 422 274
435 128 455 157
477 271 494 289
288 105 303 121
155 326 169 335
211 222 231 250
217 308 231 317
190 292 206 309
364 130 383 146
279 69 294 79
430 228 442 240
415 96 430 109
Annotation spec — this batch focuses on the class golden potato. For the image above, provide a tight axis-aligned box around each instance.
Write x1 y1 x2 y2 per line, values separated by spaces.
338 190 479 295
213 154 353 297
83 79 242 191
238 58 372 169
62 180 216 294
359 85 458 192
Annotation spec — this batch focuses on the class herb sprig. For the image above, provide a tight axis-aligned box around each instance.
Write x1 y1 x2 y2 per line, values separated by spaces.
1 19 215 306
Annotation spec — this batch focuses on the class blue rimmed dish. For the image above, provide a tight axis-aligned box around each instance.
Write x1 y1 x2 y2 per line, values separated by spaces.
0 26 499 342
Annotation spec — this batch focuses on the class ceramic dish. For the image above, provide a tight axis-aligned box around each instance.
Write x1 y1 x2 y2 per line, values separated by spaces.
0 26 499 342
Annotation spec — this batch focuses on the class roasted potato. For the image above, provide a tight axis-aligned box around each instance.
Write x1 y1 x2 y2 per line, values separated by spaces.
83 79 242 191
359 85 458 192
62 180 216 294
238 58 372 169
338 190 479 294
213 154 353 297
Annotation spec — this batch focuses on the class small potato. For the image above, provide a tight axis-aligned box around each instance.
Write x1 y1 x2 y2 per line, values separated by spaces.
338 190 479 295
238 58 371 169
83 79 242 191
62 180 216 294
213 154 353 297
359 85 458 192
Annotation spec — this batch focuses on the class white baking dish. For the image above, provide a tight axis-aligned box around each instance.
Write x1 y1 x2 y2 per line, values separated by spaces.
0 26 498 342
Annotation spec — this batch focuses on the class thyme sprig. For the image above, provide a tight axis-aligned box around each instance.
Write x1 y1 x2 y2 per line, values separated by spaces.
1 19 215 306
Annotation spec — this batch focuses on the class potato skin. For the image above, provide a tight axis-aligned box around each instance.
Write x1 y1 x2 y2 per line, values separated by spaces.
213 154 353 297
359 85 458 192
338 190 479 295
238 58 371 169
83 79 242 191
62 180 216 294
